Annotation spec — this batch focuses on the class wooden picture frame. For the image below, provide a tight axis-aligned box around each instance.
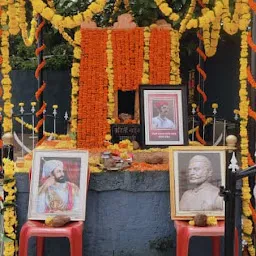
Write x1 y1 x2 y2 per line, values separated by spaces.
139 85 188 148
28 149 89 221
169 146 226 220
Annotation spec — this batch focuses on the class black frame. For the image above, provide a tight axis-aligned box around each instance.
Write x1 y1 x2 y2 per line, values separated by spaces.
139 84 188 148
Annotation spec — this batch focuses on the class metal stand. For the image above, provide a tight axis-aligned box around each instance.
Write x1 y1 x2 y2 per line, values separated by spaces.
220 158 256 256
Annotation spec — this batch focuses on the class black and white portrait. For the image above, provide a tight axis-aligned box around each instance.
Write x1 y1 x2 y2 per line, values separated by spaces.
169 147 226 219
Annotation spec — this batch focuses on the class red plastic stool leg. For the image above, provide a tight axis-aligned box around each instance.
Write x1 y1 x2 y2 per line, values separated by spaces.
234 229 239 256
69 234 83 256
176 229 190 256
36 237 44 256
211 237 221 256
18 234 30 256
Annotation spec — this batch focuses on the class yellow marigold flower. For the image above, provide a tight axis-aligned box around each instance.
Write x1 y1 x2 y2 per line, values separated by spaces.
170 13 179 21
207 216 217 226
188 220 195 226
74 47 81 60
159 4 172 16
105 134 112 141
243 218 253 235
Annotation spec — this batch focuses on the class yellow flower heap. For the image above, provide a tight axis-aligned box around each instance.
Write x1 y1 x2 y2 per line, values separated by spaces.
3 158 18 256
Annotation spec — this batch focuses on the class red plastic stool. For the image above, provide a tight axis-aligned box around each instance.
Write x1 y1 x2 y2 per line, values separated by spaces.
175 220 239 256
19 220 84 256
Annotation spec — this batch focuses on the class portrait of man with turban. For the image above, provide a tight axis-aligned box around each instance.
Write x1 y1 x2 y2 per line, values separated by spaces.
152 100 175 129
37 159 80 213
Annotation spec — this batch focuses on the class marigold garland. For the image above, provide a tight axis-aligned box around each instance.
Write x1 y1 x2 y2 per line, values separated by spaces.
106 29 115 126
1 7 13 133
112 28 144 91
7 1 19 35
141 27 150 84
3 158 18 256
77 29 108 148
154 0 180 22
195 128 206 145
239 30 255 256
179 0 196 34
196 84 207 103
247 32 256 52
17 0 37 46
196 47 207 61
149 28 171 84
170 29 181 84
186 0 250 36
31 0 106 30
70 32 81 138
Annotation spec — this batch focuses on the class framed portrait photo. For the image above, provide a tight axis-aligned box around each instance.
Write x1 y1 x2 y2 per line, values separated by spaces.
139 85 188 148
169 146 226 220
28 149 89 221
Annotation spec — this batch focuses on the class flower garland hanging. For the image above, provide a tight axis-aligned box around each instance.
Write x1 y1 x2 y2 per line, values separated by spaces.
202 16 221 57
70 29 81 136
7 1 19 35
239 30 255 256
179 0 196 34
17 0 37 46
1 7 13 133
3 158 18 256
149 27 171 84
170 29 181 84
141 27 150 84
106 29 115 126
154 0 180 22
77 28 108 148
109 0 122 23
112 28 144 91
30 0 106 30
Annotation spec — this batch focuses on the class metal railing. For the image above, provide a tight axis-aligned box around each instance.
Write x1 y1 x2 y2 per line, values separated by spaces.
10 103 70 158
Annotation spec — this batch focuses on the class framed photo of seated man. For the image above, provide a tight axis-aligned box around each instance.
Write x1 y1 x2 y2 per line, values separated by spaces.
28 149 89 221
169 146 226 220
139 85 188 148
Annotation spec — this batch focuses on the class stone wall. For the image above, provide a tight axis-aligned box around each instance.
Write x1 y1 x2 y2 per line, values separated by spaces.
16 171 241 256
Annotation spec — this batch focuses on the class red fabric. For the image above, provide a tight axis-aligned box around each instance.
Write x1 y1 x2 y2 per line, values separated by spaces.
154 101 169 109
63 160 80 186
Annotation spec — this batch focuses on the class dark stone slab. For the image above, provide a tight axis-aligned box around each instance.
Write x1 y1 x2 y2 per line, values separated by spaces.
15 171 241 256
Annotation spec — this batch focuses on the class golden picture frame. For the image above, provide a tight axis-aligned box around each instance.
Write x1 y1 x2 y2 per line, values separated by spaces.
169 146 227 220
